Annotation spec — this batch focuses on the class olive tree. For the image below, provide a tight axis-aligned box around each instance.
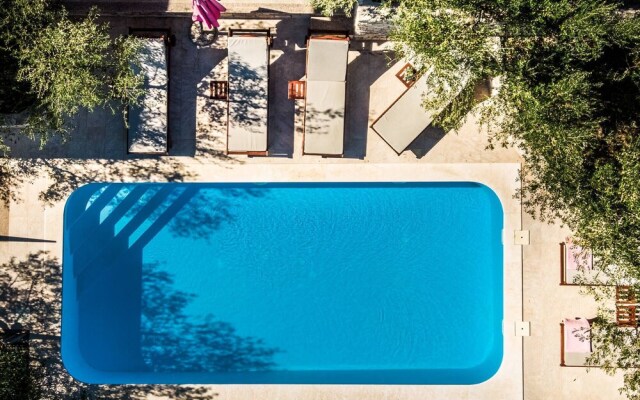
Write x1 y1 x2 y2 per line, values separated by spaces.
0 0 143 147
311 0 639 269
310 0 357 16
312 0 640 396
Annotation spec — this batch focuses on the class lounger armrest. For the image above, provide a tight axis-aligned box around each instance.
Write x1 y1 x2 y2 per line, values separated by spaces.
560 242 566 285
229 28 272 47
560 322 566 366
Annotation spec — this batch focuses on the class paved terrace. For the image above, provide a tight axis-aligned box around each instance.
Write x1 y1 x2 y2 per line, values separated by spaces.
0 14 626 400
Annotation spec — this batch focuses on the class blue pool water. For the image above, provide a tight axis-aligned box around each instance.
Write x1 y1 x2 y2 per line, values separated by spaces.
62 182 504 385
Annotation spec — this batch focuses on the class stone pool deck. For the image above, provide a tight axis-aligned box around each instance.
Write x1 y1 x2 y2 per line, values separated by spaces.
0 14 625 400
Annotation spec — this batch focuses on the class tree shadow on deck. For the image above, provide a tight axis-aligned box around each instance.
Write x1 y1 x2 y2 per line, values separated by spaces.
345 43 391 159
0 156 200 206
0 20 244 206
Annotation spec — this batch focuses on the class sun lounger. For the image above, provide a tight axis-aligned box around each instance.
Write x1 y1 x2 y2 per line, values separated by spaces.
560 240 594 285
560 317 593 366
127 29 172 155
302 32 350 156
226 29 271 156
371 63 469 155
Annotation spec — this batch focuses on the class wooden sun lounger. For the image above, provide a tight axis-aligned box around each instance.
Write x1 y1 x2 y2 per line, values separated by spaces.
371 63 469 155
301 31 350 157
225 28 271 156
559 241 604 286
127 29 173 155
560 318 595 367
561 317 640 368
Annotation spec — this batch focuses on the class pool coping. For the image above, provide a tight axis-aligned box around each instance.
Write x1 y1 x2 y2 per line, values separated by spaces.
27 161 522 399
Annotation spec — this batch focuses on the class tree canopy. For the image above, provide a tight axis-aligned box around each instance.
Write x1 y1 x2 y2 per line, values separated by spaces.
392 0 640 395
0 0 142 147
310 0 357 16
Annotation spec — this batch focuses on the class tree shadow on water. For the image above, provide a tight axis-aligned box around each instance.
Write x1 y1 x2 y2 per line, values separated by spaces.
75 183 268 246
66 183 279 378
0 251 278 398
166 186 267 241
141 264 279 373
0 252 217 399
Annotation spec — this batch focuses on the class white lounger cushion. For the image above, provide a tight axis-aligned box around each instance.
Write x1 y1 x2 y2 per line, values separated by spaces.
564 352 591 366
304 81 345 155
307 39 349 82
228 36 269 153
128 38 168 154
303 37 349 155
372 68 469 154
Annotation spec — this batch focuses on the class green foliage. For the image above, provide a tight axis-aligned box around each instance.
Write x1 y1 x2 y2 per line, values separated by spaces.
588 314 640 400
0 0 56 113
310 0 358 16
0 1 143 147
389 1 501 129
385 0 640 396
388 0 640 265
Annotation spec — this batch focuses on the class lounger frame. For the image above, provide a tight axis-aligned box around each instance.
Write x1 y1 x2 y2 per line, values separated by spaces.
371 61 473 155
229 28 273 46
369 62 423 156
395 63 419 88
559 241 599 286
560 319 597 367
126 29 173 155
304 29 350 42
302 30 350 157
561 319 640 368
226 28 272 156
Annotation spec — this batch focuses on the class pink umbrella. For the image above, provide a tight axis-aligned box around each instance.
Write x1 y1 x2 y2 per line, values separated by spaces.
192 0 226 30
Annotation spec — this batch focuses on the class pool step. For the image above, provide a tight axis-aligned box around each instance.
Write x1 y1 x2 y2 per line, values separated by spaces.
75 188 198 292
72 186 175 276
66 185 123 241
68 186 149 263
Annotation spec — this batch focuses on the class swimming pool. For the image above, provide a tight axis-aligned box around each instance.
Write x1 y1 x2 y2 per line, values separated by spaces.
62 182 503 384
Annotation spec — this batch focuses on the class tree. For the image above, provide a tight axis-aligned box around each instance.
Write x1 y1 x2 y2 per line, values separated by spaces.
0 0 56 115
312 0 640 396
588 313 640 400
310 0 357 16
0 0 143 147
